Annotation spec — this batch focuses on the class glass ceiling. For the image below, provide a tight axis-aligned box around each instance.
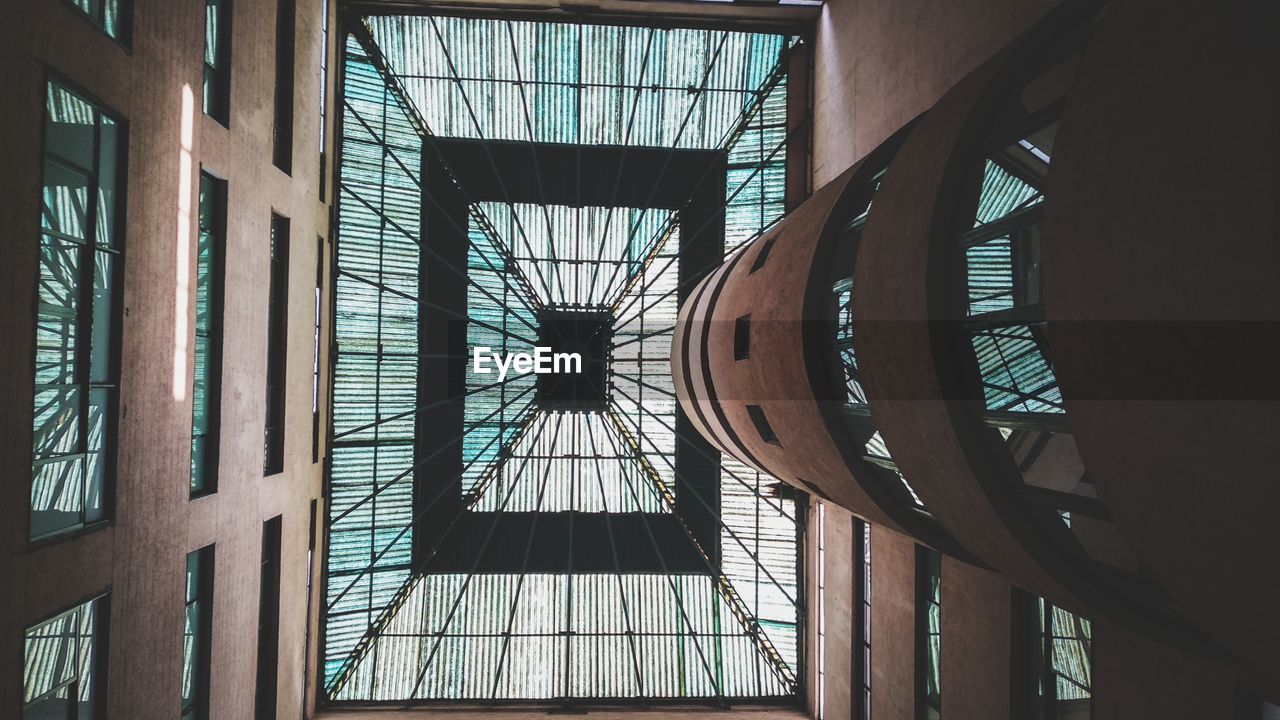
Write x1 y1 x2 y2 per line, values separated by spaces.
326 14 798 705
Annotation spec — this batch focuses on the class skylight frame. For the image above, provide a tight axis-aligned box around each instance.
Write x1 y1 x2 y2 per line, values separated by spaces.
324 13 807 706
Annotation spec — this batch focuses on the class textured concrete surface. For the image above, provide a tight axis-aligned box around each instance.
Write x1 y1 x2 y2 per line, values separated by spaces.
1042 0 1280 698
0 0 334 717
811 0 1059 186
940 558 1011 720
868 525 915 720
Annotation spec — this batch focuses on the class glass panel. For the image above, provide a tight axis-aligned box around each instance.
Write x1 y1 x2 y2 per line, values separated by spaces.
32 386 80 458
192 174 223 494
96 118 120 248
204 0 220 68
45 86 96 171
327 24 799 703
66 0 126 40
83 454 106 525
182 549 208 717
23 613 77 710
193 336 211 432
43 160 90 240
973 159 1042 227
30 458 84 539
90 251 114 384
970 324 1063 414
23 596 103 719
1047 602 1092 716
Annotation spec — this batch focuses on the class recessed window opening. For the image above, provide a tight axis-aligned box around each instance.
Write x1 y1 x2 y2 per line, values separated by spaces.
857 519 872 720
64 0 129 42
255 517 282 720
916 546 942 720
734 313 751 360
22 594 110 719
272 0 295 172
264 215 289 475
182 545 215 720
311 236 323 463
817 501 827 720
750 235 776 273
202 0 232 124
30 80 125 542
747 403 780 446
192 172 226 496
1015 592 1093 719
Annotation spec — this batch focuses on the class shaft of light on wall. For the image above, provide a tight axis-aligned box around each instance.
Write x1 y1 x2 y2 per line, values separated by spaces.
174 84 195 402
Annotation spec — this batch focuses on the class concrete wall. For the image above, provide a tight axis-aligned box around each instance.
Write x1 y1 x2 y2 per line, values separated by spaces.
811 0 1059 185
0 0 334 717
868 525 915 720
1092 621 1238 720
807 503 858 720
939 558 1012 720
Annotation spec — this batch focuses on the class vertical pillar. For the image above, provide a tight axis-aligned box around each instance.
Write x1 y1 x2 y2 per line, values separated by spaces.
785 39 812 211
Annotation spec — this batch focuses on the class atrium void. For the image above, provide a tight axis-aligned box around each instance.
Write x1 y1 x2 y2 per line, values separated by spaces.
325 14 804 704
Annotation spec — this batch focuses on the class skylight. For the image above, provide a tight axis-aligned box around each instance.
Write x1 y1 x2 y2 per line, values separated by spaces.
325 14 799 705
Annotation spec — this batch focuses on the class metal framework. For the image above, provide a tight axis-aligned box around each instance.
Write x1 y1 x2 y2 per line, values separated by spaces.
325 12 803 706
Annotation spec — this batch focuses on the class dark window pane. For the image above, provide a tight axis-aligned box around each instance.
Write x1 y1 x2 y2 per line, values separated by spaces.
264 216 289 474
202 0 231 123
192 174 226 495
65 0 129 42
183 547 215 719
272 0 295 171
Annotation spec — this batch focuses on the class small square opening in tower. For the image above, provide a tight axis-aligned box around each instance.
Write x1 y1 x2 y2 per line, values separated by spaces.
536 309 612 411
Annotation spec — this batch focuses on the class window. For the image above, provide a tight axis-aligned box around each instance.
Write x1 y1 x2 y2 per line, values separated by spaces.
953 55 1083 422
749 235 775 273
23 594 110 719
31 80 125 542
64 0 129 42
182 546 215 720
191 173 226 496
318 0 331 198
856 520 871 720
916 546 941 720
816 502 826 719
255 516 282 720
747 403 779 445
302 500 319 702
264 215 289 475
202 0 232 124
311 236 323 463
1015 592 1092 719
272 0 295 172
734 314 751 360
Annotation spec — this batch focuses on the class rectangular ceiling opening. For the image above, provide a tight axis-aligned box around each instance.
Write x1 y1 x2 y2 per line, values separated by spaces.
324 13 806 706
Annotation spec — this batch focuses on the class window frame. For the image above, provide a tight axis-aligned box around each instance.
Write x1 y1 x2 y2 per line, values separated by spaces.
272 0 296 173
22 592 112 720
915 545 941 720
191 171 227 497
29 75 128 545
182 545 216 720
61 0 132 45
264 214 290 476
202 0 234 125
